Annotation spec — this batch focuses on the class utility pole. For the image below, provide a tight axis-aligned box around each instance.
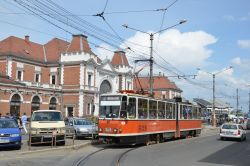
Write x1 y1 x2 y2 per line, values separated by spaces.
212 74 216 127
249 92 250 113
236 88 239 119
197 66 232 127
149 34 154 96
123 20 187 97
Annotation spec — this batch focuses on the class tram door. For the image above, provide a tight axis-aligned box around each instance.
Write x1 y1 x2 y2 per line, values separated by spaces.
176 103 180 138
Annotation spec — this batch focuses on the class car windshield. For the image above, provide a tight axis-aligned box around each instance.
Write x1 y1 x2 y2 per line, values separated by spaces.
0 119 18 128
222 124 237 130
74 119 92 125
32 112 63 121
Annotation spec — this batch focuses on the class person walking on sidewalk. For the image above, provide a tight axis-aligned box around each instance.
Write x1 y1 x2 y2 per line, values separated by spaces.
21 113 28 134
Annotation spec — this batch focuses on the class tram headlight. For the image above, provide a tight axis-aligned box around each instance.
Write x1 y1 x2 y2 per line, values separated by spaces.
113 128 118 133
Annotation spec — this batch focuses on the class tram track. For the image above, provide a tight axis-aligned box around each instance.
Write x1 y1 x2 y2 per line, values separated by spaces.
116 147 137 166
72 145 140 166
73 148 106 166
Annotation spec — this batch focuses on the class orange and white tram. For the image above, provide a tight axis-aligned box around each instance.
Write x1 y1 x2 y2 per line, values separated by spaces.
98 92 202 145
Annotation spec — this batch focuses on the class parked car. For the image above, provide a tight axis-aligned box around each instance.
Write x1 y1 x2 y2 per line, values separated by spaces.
220 123 247 141
0 117 22 149
29 110 65 145
247 119 250 130
65 117 97 138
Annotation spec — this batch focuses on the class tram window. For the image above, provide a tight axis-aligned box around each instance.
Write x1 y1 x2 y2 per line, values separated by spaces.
120 96 128 118
180 105 184 119
99 105 120 118
193 107 198 119
149 100 157 119
166 103 173 119
138 99 148 119
121 96 127 111
172 104 176 119
127 97 136 119
188 106 193 119
158 102 165 119
197 108 201 119
183 106 188 119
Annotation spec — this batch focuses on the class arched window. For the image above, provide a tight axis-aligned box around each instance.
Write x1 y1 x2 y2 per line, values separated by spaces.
100 80 112 94
10 94 21 117
49 97 57 110
31 96 40 113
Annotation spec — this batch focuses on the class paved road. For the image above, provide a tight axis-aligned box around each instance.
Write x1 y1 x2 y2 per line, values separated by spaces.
0 129 249 166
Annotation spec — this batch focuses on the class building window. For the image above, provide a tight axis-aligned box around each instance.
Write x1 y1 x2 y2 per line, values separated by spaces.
87 103 90 115
35 73 40 82
162 95 166 99
88 74 92 86
127 82 131 90
51 74 56 85
17 70 22 81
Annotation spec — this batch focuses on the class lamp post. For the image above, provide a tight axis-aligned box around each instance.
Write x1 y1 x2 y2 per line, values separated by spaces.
123 20 187 97
198 66 233 127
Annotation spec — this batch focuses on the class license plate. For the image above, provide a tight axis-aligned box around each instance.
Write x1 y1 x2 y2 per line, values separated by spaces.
0 138 9 143
226 131 233 135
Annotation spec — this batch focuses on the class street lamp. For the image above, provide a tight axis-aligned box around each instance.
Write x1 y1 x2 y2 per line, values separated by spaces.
122 19 187 96
197 66 233 127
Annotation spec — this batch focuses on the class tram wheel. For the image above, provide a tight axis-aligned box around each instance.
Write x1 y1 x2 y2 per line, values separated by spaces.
156 134 160 144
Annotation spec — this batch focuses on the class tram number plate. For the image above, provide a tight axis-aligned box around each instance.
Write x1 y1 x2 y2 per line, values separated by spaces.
105 128 112 133
138 125 147 132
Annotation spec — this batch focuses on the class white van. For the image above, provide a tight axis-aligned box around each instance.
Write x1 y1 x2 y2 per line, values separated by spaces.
29 110 65 145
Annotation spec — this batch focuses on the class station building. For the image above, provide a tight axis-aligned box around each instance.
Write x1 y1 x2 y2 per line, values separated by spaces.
0 34 133 117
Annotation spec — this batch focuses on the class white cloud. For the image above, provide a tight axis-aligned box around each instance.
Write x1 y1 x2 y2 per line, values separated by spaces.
238 40 250 49
121 29 217 71
94 43 115 61
231 57 241 65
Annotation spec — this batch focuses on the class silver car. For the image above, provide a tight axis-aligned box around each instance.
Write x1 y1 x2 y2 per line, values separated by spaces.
220 123 247 141
65 117 97 138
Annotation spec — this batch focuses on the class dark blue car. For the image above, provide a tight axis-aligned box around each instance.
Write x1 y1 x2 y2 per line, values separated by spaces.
0 117 22 150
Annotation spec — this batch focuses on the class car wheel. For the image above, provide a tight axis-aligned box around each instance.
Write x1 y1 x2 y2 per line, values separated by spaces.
15 145 21 150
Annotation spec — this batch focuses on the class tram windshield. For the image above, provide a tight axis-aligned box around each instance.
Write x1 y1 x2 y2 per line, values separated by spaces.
99 96 121 118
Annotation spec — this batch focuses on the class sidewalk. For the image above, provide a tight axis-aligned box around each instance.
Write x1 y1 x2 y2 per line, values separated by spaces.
201 124 219 136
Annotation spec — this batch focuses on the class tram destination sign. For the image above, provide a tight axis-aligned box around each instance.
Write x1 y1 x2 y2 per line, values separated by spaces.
101 96 120 101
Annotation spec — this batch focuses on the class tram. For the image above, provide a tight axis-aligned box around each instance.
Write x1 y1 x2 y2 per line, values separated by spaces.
98 92 202 145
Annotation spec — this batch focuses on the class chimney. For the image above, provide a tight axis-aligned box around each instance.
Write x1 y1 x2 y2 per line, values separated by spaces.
25 35 30 42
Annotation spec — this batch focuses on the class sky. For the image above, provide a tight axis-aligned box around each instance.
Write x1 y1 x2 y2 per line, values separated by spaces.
0 0 250 112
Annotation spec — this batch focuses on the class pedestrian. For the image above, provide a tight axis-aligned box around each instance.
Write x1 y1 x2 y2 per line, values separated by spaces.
21 113 28 134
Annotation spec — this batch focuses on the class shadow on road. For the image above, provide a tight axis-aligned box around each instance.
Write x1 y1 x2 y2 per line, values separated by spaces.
199 133 250 166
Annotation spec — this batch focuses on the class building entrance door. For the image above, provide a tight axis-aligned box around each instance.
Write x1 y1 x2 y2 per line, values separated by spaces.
10 94 21 117
67 107 74 117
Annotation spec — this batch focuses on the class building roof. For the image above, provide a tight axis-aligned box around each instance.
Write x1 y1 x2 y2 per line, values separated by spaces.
193 98 211 107
66 34 92 54
194 98 231 108
0 34 97 63
111 51 129 66
0 36 45 62
134 76 182 92
44 38 69 63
